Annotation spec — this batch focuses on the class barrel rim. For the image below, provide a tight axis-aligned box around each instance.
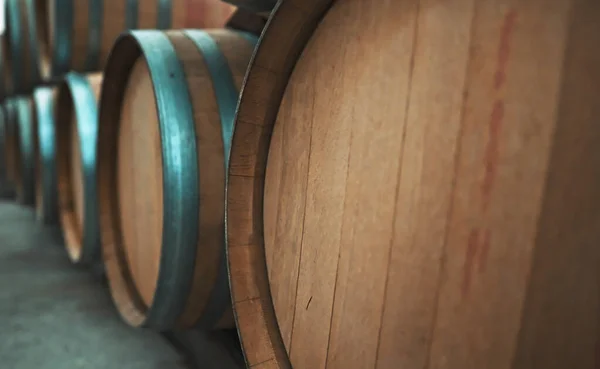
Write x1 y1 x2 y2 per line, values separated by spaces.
14 96 36 206
97 30 200 330
55 72 102 265
225 0 333 367
33 85 58 224
47 0 73 77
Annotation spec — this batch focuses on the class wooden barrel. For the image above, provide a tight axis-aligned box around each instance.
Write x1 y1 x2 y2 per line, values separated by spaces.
227 1 600 369
56 73 103 266
36 0 235 79
97 29 257 330
34 86 59 224
5 0 43 94
12 97 37 206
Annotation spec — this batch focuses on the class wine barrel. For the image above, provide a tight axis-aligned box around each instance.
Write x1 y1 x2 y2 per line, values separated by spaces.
97 29 257 330
227 1 600 369
56 73 103 266
35 0 235 79
34 86 59 224
12 97 37 206
5 0 43 94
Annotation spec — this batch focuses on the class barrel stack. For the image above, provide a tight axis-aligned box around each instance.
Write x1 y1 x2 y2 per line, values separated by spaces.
1 1 599 369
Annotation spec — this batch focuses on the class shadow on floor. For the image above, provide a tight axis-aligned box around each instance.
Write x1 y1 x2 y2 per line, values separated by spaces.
0 202 244 369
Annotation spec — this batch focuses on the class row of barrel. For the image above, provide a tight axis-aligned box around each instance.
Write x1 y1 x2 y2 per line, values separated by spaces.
0 27 264 322
2 1 600 369
0 0 268 98
0 0 273 367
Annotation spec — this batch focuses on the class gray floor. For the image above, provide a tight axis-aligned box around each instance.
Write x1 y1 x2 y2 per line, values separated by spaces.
0 201 186 369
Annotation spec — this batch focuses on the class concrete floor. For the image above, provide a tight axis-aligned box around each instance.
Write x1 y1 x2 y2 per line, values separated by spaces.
0 201 186 369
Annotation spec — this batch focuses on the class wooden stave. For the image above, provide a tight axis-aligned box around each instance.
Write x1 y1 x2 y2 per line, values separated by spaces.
225 1 332 367
33 86 59 224
5 0 42 95
38 0 236 79
97 29 256 331
55 73 102 267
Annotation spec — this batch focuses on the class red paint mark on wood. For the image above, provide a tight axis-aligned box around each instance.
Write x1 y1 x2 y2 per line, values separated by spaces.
463 228 493 298
185 0 207 28
463 228 480 298
481 101 504 211
478 229 491 273
494 10 518 90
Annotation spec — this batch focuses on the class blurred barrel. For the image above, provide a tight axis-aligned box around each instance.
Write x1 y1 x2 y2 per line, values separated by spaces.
56 73 102 266
34 86 59 224
97 29 257 330
5 0 43 94
226 1 600 369
35 0 235 79
13 97 37 206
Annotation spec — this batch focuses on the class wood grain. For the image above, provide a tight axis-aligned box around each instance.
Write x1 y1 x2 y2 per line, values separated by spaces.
228 0 600 368
118 57 163 308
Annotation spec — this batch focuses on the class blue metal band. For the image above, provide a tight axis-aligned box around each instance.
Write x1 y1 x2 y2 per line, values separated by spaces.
33 87 59 224
237 30 261 47
15 98 36 205
156 0 172 30
131 30 200 329
6 0 24 94
64 73 102 265
84 0 104 72
125 0 139 29
50 0 73 76
184 30 258 328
